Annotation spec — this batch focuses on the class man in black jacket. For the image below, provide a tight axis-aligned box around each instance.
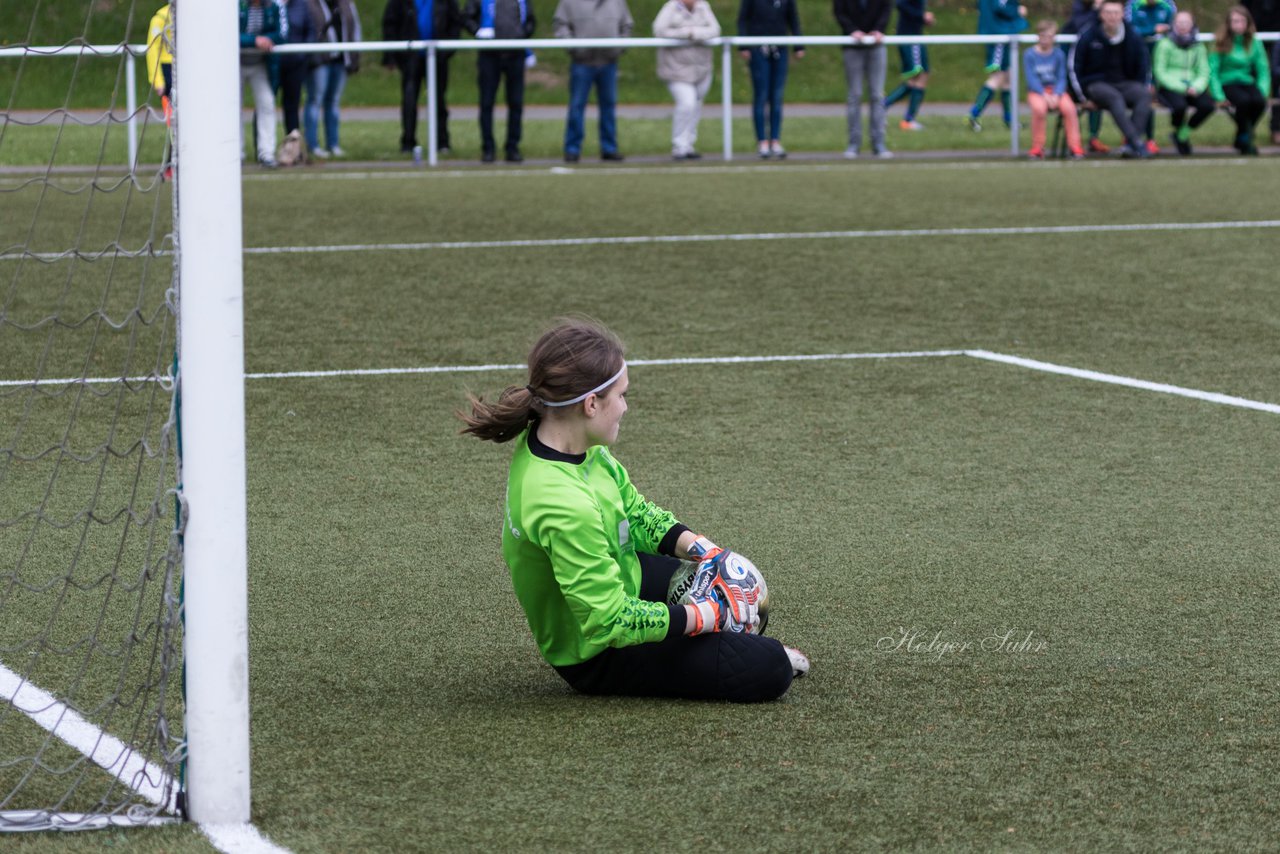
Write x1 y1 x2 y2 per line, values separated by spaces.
464 0 537 162
833 0 892 158
1069 0 1152 157
383 0 462 155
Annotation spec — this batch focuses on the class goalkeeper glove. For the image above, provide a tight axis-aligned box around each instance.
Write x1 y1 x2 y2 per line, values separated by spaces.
683 550 760 635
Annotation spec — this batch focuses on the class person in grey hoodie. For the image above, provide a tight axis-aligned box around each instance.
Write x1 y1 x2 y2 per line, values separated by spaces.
554 0 633 161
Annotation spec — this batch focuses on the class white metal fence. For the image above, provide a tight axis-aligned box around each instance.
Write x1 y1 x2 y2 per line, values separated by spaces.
5 32 1277 167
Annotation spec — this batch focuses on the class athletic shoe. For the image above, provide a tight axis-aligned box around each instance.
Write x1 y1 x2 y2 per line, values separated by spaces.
1143 139 1159 156
1027 147 1045 160
505 150 524 163
564 151 580 163
899 119 925 131
873 147 894 159
784 646 810 678
770 141 787 159
258 156 278 169
601 150 625 161
758 142 771 159
329 146 346 158
481 150 496 163
1170 132 1191 157
843 146 859 159
967 115 982 132
1088 137 1111 154
1069 147 1085 160
311 148 330 159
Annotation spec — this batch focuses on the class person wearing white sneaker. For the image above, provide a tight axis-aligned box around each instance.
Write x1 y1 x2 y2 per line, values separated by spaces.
305 0 361 163
460 319 807 702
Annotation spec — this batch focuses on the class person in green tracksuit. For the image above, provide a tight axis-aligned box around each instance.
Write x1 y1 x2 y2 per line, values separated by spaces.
459 319 809 702
1153 11 1216 155
1210 5 1272 154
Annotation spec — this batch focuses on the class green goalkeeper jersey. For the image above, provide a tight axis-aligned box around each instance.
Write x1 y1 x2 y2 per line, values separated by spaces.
502 425 684 667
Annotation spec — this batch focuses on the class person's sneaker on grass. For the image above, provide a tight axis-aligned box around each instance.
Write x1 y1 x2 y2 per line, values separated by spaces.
1028 147 1045 160
1088 137 1111 154
785 646 810 678
899 119 924 131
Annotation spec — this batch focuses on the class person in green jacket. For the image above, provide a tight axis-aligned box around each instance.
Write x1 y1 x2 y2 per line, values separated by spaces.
459 319 809 702
1153 11 1216 155
1210 5 1271 154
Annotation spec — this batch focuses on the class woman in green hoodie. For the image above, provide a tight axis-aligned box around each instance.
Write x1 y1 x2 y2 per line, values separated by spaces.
1210 5 1271 154
1154 11 1216 155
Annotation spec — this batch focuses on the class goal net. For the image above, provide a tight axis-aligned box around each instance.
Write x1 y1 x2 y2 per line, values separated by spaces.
1 0 185 831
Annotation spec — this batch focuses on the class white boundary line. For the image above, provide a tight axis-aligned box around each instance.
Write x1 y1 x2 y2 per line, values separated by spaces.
5 218 1280 262
1 349 1276 415
232 220 1280 256
965 350 1280 414
1 659 292 851
0 661 175 812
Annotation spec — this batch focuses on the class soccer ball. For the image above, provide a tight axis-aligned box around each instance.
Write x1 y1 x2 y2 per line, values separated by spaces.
667 551 770 635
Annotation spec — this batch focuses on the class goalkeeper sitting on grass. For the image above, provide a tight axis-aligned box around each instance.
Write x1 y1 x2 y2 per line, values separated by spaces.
459 318 809 702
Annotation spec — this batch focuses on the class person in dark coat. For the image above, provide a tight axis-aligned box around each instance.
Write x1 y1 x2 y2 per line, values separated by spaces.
383 0 463 154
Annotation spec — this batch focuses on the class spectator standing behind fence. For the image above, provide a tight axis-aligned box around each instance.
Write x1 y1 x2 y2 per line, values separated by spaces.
383 0 462 157
1025 20 1083 159
653 0 720 160
305 0 361 159
883 0 933 131
737 0 804 159
278 0 316 150
553 0 632 162
1153 11 1214 155
1242 0 1280 144
464 0 536 162
1063 0 1112 153
1210 5 1271 155
834 0 892 159
239 0 285 168
1071 0 1155 158
967 0 1027 132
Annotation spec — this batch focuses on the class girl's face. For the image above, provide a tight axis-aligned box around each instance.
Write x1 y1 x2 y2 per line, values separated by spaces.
584 367 629 447
1229 11 1247 33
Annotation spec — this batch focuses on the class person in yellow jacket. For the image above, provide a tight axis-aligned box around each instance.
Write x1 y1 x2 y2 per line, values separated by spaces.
145 4 174 101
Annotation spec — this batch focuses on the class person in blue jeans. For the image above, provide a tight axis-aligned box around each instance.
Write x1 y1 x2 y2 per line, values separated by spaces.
553 0 633 162
305 0 361 159
737 0 803 158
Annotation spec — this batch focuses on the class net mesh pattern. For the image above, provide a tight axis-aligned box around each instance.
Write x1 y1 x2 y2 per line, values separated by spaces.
1 0 184 831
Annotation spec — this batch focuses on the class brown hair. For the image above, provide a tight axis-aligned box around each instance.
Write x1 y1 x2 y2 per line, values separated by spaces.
457 318 625 443
1035 18 1057 34
1216 5 1255 52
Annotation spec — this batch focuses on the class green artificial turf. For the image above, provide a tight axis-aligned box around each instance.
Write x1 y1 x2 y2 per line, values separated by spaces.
4 154 1280 852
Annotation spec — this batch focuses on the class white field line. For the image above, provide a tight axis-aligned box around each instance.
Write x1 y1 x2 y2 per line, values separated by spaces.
201 823 294 854
0 660 174 811
1 661 292 851
5 218 1280 262
232 219 1280 256
0 349 1276 415
965 350 1280 414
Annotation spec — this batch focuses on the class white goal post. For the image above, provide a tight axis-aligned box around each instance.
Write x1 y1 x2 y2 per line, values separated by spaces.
174 0 253 826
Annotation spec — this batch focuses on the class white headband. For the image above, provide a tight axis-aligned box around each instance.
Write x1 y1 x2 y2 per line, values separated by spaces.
537 363 626 408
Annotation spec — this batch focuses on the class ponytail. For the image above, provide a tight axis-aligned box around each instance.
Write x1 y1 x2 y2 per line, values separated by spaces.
458 384 539 443
457 317 625 443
